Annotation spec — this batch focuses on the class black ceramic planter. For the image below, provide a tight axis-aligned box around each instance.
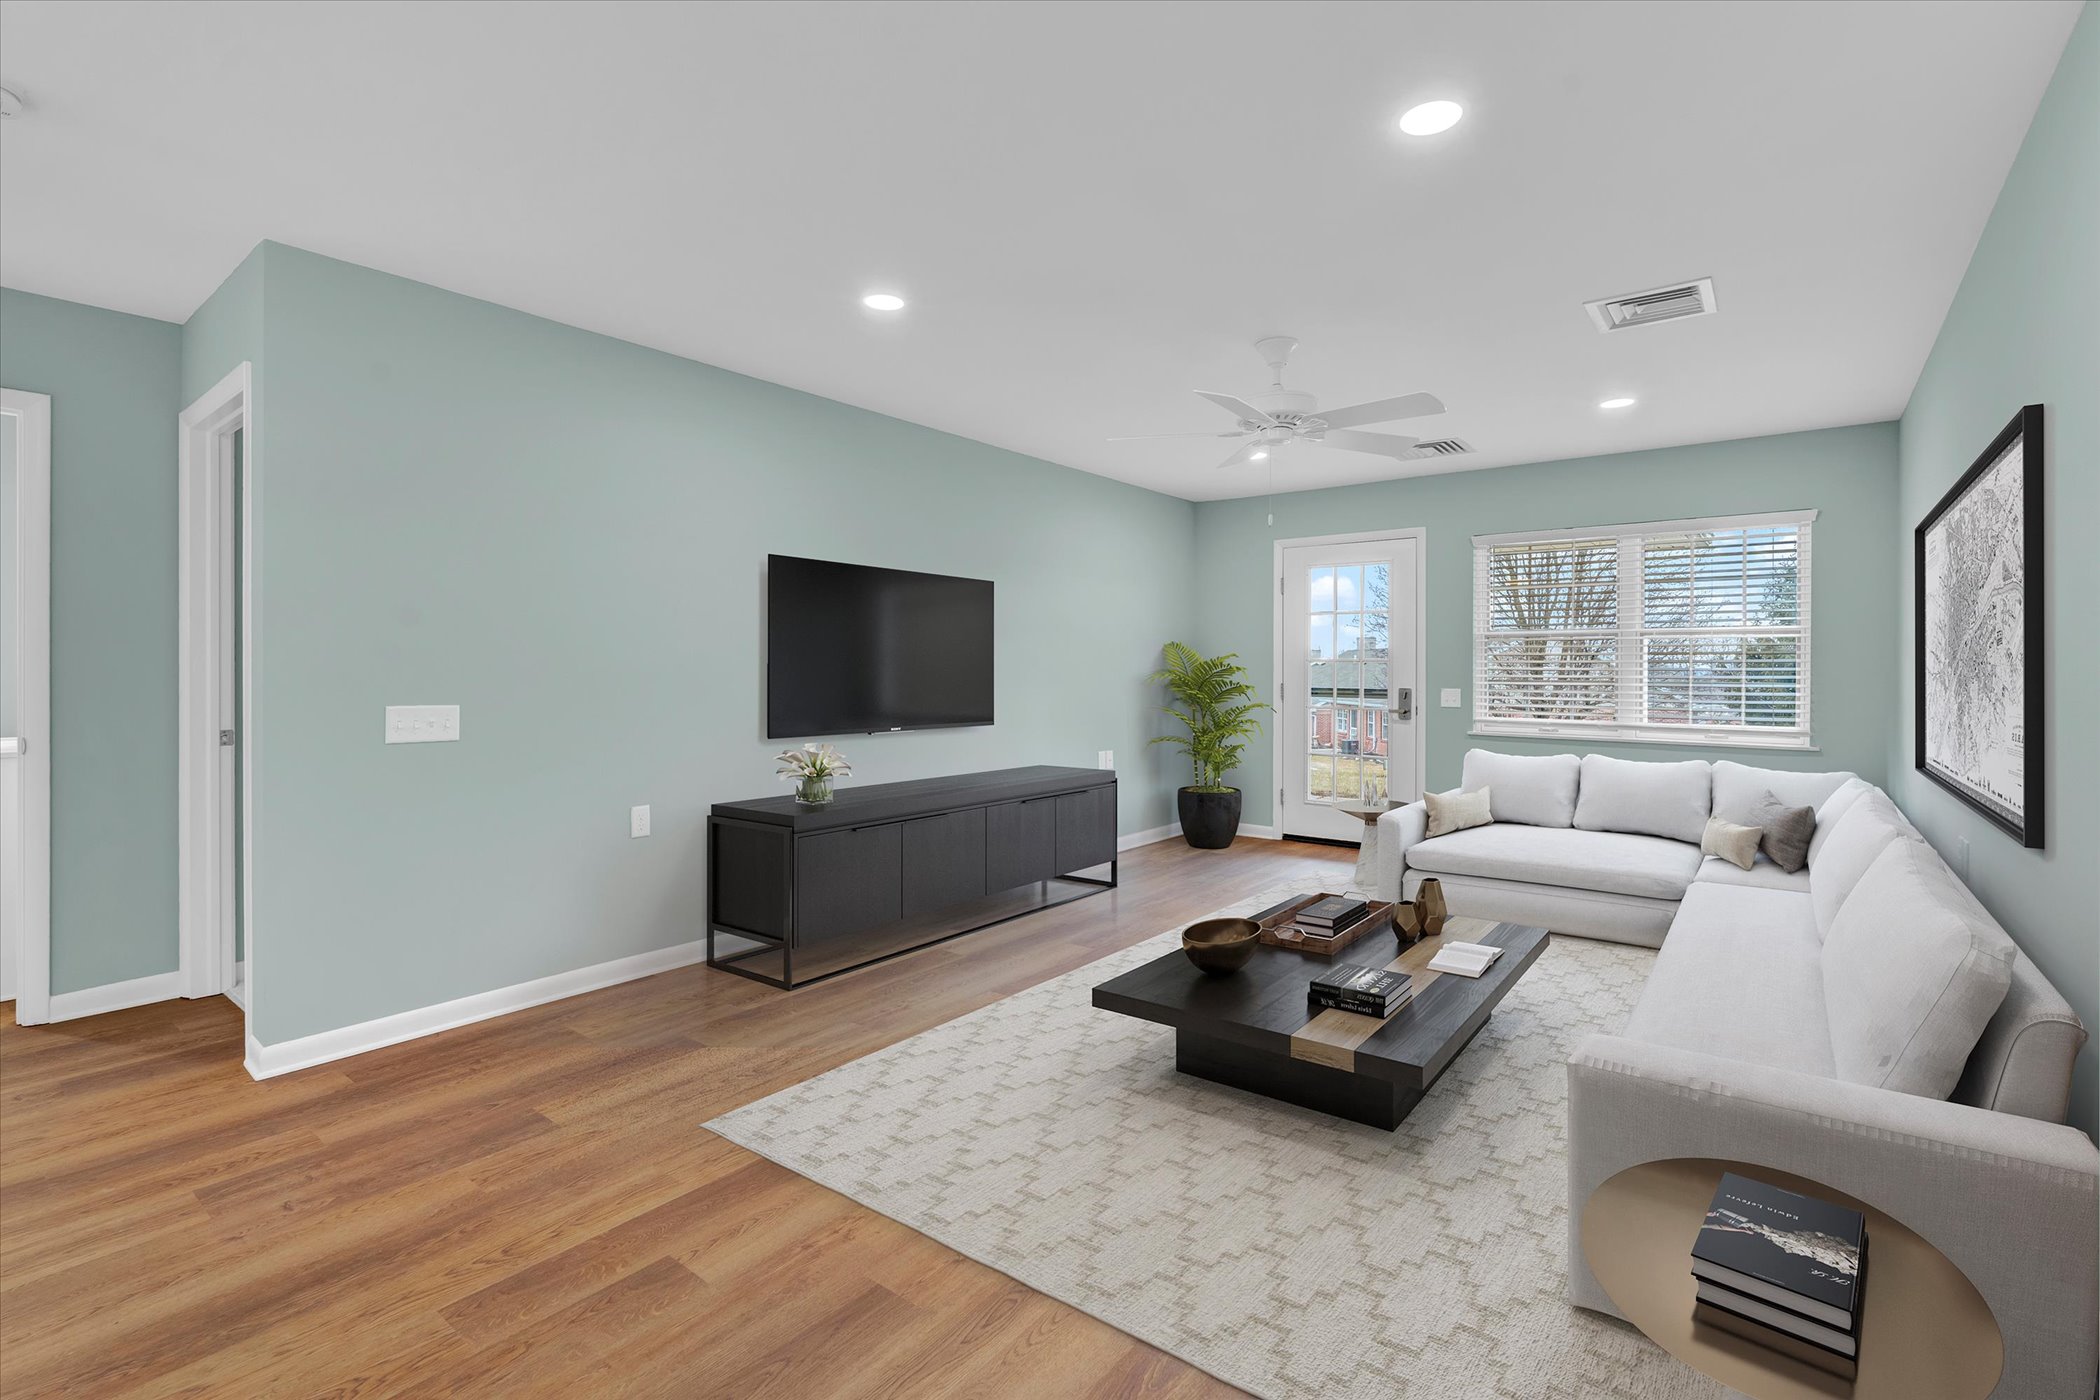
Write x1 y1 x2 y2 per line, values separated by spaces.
1177 787 1243 849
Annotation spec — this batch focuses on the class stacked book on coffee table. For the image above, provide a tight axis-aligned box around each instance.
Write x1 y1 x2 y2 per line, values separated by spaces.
1690 1172 1867 1379
1307 963 1414 1019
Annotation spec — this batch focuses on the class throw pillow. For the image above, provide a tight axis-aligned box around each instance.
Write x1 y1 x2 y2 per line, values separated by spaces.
1699 816 1763 870
1748 790 1815 873
1424 786 1492 838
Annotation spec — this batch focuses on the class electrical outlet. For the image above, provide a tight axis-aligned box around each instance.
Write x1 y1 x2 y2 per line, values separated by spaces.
631 805 651 839
1440 689 1462 708
1098 750 1115 770
385 705 460 744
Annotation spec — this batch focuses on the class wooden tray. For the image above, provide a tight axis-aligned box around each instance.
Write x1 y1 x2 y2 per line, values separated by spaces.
1253 892 1393 957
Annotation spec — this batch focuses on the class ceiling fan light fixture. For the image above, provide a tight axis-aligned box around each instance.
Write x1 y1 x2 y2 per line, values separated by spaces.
1598 396 1637 410
861 292 906 312
1397 100 1463 136
1249 449 1269 461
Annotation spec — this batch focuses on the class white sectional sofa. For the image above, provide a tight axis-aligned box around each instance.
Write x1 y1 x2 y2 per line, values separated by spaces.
1374 749 2098 1398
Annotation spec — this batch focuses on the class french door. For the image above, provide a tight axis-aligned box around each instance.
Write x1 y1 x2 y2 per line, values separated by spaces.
1278 534 1420 843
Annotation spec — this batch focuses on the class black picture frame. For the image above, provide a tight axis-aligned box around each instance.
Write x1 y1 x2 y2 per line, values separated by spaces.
1913 404 2044 848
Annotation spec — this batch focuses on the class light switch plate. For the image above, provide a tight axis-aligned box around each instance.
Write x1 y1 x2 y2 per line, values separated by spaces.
385 704 460 744
1440 689 1462 708
631 805 651 839
1097 750 1115 770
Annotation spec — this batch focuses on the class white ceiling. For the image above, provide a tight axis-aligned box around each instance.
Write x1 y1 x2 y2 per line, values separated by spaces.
0 0 2080 501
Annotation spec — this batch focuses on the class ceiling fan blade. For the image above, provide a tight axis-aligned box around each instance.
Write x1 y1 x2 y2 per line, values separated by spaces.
1107 430 1250 442
1316 428 1420 458
1315 392 1445 429
1214 441 1264 470
1194 390 1277 426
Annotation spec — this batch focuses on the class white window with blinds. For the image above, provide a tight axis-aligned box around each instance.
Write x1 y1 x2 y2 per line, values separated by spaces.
1472 510 1814 749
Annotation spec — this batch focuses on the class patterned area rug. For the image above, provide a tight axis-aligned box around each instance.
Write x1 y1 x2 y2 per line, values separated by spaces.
705 888 1722 1400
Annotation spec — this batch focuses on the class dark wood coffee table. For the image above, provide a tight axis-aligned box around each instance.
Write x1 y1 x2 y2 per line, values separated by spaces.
1092 911 1549 1129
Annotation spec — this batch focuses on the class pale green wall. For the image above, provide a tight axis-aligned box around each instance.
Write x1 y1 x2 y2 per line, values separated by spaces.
2 417 14 736
245 243 1195 1046
1193 423 1901 825
0 290 184 993
1893 2 2097 1138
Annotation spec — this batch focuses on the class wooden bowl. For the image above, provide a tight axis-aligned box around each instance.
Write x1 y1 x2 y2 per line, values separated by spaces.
1181 917 1261 975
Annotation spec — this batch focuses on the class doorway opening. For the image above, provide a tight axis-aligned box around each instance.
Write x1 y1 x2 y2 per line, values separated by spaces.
1 389 53 1024
1273 529 1427 845
178 366 251 1022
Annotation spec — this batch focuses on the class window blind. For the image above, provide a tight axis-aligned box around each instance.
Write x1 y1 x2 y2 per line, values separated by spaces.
1472 511 1813 748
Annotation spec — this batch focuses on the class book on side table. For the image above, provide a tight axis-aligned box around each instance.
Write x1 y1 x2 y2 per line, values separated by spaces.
1689 1171 1867 1379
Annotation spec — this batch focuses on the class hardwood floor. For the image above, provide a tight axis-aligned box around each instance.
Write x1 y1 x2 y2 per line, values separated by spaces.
0 835 1353 1398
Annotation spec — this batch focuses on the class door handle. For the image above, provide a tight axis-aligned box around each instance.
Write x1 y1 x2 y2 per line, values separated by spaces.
1388 687 1413 721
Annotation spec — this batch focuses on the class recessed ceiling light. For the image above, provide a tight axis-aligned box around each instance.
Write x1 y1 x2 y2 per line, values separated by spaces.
1598 396 1637 410
861 292 906 312
1397 100 1463 136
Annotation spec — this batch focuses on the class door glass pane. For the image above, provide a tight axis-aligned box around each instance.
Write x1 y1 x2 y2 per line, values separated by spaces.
1333 564 1362 612
1309 565 1334 610
1360 755 1388 805
1308 614 1334 661
1362 563 1390 657
1307 752 1335 798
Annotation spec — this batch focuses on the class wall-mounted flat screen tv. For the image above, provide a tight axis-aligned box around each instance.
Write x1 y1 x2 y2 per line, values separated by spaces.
767 555 994 738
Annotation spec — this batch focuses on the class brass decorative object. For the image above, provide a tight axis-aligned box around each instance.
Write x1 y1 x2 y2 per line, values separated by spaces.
1416 878 1449 936
1391 901 1425 947
1181 917 1262 975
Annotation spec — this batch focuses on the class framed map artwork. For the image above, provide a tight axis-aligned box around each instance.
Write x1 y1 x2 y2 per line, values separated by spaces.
1915 404 2044 848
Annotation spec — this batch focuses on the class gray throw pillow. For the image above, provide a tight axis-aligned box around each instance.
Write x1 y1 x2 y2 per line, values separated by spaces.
1748 789 1815 873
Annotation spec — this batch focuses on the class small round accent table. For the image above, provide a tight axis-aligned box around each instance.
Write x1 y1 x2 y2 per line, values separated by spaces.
1340 805 1395 891
1581 1157 2002 1400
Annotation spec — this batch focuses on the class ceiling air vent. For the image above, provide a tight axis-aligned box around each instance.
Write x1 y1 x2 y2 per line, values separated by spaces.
1584 277 1717 332
1408 438 1473 458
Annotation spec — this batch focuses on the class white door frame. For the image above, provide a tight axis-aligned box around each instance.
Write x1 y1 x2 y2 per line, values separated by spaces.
178 365 251 1009
1271 526 1429 839
1 389 53 1025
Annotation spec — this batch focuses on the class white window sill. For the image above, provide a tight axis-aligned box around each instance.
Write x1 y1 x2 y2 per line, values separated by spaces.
1468 726 1817 754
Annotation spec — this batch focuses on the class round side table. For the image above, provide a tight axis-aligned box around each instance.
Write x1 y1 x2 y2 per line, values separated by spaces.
1581 1157 2002 1400
1340 805 1395 890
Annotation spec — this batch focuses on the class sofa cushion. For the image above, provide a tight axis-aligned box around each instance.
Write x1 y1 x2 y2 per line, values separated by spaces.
1694 853 1811 893
1574 754 1711 844
1406 823 1702 901
1623 883 1832 1076
1806 777 1872 866
1712 760 1857 826
1821 837 2016 1099
1460 749 1579 828
1809 788 1907 937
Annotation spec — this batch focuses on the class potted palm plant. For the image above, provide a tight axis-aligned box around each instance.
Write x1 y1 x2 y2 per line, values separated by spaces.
1149 642 1272 849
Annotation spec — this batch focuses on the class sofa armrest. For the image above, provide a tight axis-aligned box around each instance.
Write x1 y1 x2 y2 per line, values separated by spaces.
1373 801 1427 903
1567 1033 2098 1399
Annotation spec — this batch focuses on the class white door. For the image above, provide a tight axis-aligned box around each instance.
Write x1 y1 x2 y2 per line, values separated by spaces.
2 389 53 1023
1278 535 1420 842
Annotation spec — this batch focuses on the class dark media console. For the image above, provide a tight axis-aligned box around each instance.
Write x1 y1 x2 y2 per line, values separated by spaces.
706 766 1118 988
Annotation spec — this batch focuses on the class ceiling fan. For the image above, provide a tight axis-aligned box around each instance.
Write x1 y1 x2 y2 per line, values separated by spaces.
1112 337 1445 469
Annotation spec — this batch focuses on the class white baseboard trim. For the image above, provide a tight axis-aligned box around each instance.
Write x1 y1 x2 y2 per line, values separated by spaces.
1237 824 1280 841
1115 823 1179 852
48 970 182 1022
244 938 709 1080
225 961 249 1011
